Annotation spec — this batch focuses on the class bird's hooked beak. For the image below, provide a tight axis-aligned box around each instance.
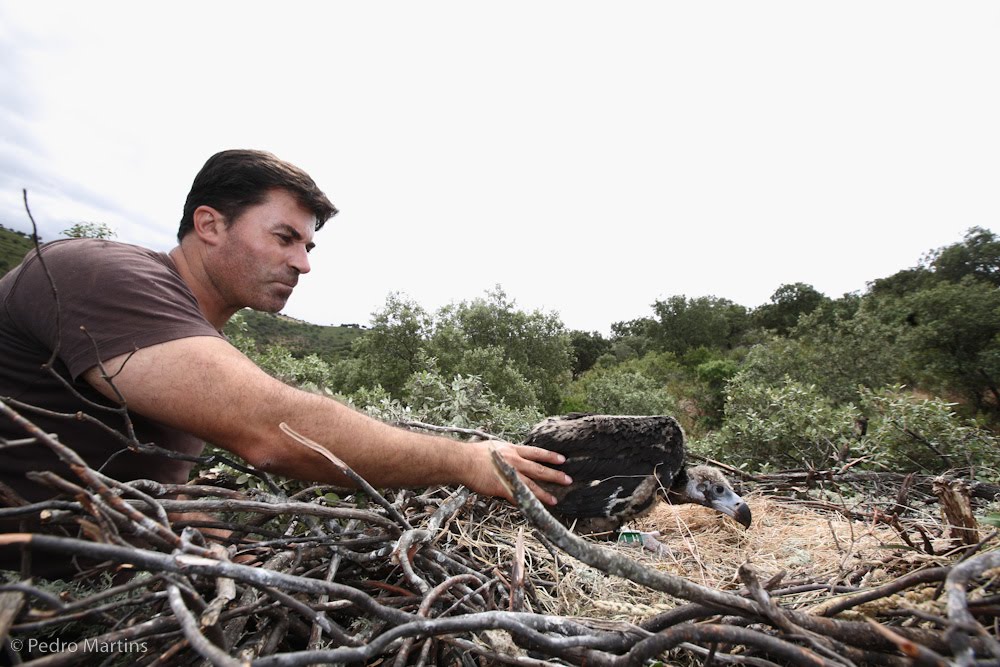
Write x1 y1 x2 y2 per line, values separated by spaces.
710 492 752 529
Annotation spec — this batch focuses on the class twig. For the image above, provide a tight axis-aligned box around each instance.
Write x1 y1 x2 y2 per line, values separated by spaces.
394 419 500 441
945 549 1000 663
168 584 244 667
279 422 412 529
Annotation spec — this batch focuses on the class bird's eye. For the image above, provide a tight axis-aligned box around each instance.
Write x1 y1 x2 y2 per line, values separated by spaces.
715 485 725 495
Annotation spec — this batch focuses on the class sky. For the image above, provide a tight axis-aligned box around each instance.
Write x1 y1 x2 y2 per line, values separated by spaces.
1 2 997 335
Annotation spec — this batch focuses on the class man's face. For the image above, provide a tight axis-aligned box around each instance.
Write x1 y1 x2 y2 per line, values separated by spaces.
207 188 317 313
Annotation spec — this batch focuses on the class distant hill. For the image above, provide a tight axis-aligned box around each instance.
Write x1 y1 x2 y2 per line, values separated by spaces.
230 309 366 363
0 225 37 275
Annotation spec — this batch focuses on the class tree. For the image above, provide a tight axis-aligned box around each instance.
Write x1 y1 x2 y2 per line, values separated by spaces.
428 287 573 414
740 301 908 406
900 277 1000 413
351 359 543 442
751 282 829 336
451 345 539 409
927 226 1000 287
649 295 749 355
867 267 935 299
859 386 1000 473
62 222 116 239
346 293 432 396
868 227 1000 297
607 318 658 361
341 287 572 415
568 330 612 377
694 357 741 425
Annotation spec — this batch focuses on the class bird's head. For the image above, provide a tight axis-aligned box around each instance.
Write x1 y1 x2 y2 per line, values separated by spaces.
668 465 752 528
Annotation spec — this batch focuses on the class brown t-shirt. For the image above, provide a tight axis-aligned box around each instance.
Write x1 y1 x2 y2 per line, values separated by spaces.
0 238 223 510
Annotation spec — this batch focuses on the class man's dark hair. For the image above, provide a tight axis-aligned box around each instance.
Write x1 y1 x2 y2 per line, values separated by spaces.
177 149 338 241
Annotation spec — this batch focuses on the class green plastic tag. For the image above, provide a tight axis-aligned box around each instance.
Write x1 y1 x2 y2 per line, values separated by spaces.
617 530 642 544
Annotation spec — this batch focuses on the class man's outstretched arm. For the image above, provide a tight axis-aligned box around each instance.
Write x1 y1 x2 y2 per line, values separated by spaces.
81 336 571 503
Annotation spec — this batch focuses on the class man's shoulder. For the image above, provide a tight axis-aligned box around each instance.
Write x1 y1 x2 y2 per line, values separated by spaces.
36 238 174 275
4 238 184 308
41 238 161 259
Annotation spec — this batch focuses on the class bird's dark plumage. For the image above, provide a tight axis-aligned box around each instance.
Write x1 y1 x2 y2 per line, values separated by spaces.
525 414 751 535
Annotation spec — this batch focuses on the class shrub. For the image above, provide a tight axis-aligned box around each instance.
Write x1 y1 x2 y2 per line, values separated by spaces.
698 373 858 471
859 386 1000 475
350 360 542 442
581 368 678 416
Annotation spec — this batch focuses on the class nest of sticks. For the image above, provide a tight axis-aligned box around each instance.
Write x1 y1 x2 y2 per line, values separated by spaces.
0 417 998 666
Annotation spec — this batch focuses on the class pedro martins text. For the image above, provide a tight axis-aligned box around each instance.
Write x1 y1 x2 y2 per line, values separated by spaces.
23 637 148 654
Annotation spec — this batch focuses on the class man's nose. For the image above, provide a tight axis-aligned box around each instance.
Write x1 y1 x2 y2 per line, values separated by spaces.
290 245 311 275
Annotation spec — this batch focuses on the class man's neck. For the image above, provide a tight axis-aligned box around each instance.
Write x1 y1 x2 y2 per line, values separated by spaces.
168 245 236 331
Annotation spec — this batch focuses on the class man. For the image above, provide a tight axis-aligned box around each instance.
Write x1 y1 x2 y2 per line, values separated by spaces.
0 150 570 570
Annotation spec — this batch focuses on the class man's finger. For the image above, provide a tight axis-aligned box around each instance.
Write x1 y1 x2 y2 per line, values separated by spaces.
514 445 566 465
520 475 558 506
504 446 572 486
516 458 572 486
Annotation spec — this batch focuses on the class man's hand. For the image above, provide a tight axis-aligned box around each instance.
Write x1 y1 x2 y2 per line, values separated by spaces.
463 440 572 506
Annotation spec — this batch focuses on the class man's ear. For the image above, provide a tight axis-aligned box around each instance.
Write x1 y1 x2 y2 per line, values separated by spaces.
192 205 226 245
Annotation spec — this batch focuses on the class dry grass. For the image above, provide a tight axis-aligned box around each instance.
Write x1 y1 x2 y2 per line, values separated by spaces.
483 492 984 625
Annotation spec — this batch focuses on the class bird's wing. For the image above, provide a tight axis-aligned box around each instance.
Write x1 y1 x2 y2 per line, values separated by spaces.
554 457 660 517
525 415 685 467
525 415 687 518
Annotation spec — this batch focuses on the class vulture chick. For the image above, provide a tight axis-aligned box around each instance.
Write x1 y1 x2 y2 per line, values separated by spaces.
525 414 751 536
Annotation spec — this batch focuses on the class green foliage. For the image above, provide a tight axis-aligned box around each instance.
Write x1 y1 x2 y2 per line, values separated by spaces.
741 302 907 406
569 329 612 376
563 346 742 433
562 356 680 417
346 293 432 396
256 346 335 390
926 226 1000 287
227 311 336 392
751 282 829 335
229 309 365 364
428 287 573 414
696 358 740 390
629 351 686 384
609 319 658 359
0 224 37 276
582 368 678 415
341 287 572 415
867 266 935 299
699 373 858 470
350 359 543 442
452 346 539 409
700 372 1000 476
647 295 749 355
897 277 1000 412
62 221 116 239
859 386 1000 475
693 357 741 425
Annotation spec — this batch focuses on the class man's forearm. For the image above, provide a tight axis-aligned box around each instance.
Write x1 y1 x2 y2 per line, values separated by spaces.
227 385 469 489
84 336 567 502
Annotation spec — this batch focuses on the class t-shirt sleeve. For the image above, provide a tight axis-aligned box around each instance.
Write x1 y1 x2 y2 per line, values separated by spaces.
5 240 223 380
